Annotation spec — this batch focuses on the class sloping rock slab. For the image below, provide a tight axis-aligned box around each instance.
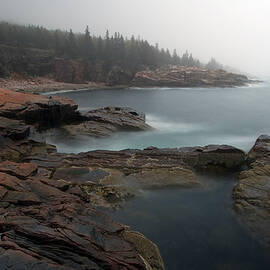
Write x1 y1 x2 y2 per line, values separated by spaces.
24 144 245 195
57 144 245 172
61 107 152 138
24 145 245 181
20 144 244 210
61 120 118 138
0 116 30 140
0 160 37 179
0 161 163 269
0 138 57 163
0 88 78 126
82 107 151 131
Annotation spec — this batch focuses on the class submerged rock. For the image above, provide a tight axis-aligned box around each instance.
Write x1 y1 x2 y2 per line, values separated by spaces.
132 66 251 88
126 167 199 189
233 135 270 248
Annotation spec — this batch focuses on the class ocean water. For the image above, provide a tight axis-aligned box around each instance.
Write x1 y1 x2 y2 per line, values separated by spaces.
45 82 270 269
46 82 270 153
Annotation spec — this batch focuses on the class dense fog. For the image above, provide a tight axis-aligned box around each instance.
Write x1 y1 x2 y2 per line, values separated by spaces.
1 0 269 77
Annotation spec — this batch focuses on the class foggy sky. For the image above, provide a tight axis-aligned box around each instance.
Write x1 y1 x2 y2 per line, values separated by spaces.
1 0 270 77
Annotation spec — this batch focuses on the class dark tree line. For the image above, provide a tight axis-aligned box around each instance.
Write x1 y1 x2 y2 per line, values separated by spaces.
0 21 205 73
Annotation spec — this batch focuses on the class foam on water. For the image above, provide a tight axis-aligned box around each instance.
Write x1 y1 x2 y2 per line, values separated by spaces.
43 88 91 95
146 114 206 133
128 87 178 91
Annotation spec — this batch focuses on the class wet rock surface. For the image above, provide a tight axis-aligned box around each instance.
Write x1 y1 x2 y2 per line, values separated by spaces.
0 161 164 269
0 139 245 268
233 135 270 248
62 145 245 173
132 66 251 88
21 144 245 208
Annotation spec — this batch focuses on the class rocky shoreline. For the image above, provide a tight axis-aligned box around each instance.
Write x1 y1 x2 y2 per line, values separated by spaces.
0 75 129 94
132 66 253 88
0 88 165 269
233 135 270 249
0 88 270 268
0 65 257 95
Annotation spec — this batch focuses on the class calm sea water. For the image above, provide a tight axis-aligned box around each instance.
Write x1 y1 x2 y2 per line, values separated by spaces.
106 175 270 270
46 82 270 153
45 82 270 269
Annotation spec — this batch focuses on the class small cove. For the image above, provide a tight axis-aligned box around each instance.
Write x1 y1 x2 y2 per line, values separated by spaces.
45 83 270 269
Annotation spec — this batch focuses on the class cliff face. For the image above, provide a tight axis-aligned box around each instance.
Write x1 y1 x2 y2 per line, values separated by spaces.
132 66 251 88
0 45 252 87
55 60 133 85
0 45 55 77
106 65 133 86
55 59 85 83
0 45 131 85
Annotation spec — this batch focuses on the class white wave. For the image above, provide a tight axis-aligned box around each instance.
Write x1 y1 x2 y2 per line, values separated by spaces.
128 86 202 91
128 87 176 91
146 114 206 133
43 88 91 96
241 81 266 88
78 106 96 112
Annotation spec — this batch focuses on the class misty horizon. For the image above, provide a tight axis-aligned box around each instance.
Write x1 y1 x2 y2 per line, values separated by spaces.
1 0 270 77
